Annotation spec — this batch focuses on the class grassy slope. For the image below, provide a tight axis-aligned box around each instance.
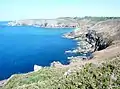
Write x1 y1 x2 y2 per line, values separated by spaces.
2 55 120 89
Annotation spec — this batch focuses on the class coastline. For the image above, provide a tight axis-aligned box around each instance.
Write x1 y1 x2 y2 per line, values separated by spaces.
1 18 120 88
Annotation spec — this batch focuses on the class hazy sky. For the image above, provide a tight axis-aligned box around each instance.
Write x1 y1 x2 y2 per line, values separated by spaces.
0 0 120 21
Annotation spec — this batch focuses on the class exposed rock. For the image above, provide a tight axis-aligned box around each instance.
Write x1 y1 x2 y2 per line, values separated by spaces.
64 69 72 76
0 80 7 87
111 73 117 81
50 61 63 67
65 30 109 54
34 65 42 72
68 54 93 61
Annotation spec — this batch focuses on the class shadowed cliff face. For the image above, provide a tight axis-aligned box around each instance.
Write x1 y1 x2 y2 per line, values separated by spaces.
85 30 111 51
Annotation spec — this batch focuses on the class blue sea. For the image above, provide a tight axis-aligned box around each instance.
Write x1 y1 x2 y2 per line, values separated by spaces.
0 22 77 80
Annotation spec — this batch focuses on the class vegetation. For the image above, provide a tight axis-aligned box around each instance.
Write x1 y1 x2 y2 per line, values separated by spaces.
2 55 120 89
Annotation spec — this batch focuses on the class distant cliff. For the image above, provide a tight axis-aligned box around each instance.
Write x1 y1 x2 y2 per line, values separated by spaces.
8 17 120 28
8 18 78 28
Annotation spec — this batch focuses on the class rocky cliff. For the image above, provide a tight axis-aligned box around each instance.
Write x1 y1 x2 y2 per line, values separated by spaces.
64 19 120 59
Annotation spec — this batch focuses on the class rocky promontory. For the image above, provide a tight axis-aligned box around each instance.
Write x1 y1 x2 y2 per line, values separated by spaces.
64 19 120 60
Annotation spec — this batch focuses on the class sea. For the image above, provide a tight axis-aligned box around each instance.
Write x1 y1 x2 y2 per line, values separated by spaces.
0 22 77 80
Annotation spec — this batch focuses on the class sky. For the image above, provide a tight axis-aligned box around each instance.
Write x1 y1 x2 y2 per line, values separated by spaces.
0 0 120 21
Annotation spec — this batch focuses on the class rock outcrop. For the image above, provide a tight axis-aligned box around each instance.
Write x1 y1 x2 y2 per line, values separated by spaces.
34 65 42 72
0 80 6 87
50 61 63 67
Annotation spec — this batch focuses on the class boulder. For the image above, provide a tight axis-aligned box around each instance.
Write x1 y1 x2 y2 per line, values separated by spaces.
34 65 42 72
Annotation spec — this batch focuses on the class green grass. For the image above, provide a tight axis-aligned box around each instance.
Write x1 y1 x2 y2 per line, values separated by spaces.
2 56 120 89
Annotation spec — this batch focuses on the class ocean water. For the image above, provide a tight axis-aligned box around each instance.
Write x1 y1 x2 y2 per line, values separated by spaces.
0 24 77 80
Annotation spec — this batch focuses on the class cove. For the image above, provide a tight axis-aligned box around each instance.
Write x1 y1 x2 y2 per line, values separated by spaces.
0 25 77 80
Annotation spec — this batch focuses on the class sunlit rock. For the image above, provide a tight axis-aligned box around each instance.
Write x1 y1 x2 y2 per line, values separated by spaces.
34 65 42 72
